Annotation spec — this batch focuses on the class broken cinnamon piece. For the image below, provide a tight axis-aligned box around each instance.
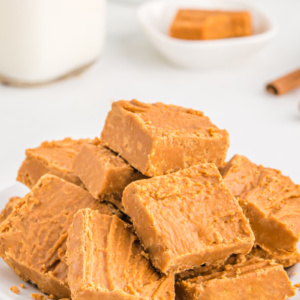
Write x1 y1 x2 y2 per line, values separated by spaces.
10 285 20 294
266 68 300 95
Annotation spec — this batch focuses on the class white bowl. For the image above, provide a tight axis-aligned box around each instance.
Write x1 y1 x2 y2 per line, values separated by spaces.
137 0 277 68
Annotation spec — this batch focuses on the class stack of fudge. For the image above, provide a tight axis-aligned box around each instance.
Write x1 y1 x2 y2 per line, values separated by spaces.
0 99 298 300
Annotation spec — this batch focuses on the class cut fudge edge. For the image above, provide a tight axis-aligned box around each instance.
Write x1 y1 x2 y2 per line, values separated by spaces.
17 154 49 188
101 101 155 175
175 259 295 300
72 144 112 199
17 151 82 188
72 143 144 212
145 131 229 177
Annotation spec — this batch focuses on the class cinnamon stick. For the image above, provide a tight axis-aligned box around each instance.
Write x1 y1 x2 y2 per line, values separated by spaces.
266 68 300 95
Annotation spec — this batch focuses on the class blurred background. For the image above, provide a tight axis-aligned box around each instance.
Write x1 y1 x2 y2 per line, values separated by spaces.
0 0 299 190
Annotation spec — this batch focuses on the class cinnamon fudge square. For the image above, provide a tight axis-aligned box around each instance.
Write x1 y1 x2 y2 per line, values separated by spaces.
222 154 300 266
73 141 145 210
176 256 295 300
101 100 229 177
17 138 92 188
122 164 254 274
0 196 20 223
170 9 252 40
67 209 175 300
0 175 117 298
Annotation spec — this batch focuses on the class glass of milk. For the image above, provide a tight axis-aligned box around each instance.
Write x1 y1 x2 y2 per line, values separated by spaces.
0 0 106 86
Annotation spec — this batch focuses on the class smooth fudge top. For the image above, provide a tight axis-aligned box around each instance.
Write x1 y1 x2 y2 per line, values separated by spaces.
0 175 116 298
123 163 254 274
67 209 175 300
119 101 215 132
101 100 229 176
176 256 295 300
72 142 144 209
17 138 92 188
222 155 300 254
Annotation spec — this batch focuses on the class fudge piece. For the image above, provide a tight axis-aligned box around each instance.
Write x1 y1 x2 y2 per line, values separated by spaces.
170 9 252 40
10 285 20 294
67 209 175 300
122 164 254 274
0 196 20 223
17 138 92 188
0 175 117 298
101 100 229 176
176 256 295 300
222 155 300 264
73 142 145 210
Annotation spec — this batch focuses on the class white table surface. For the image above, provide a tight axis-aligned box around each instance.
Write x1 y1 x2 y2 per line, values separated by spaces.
0 0 299 192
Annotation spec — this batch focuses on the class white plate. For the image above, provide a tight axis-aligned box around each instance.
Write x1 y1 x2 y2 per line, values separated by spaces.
137 0 277 68
0 183 299 299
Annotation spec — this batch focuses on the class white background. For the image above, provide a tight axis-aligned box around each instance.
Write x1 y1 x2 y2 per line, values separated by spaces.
0 0 299 191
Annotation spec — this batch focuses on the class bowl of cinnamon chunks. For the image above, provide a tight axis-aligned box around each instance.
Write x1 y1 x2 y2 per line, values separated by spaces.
137 0 277 68
0 99 299 299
